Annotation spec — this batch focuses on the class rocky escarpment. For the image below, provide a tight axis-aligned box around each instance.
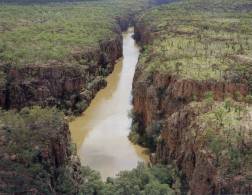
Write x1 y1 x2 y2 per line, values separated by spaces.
154 103 252 194
133 70 248 128
134 22 152 47
132 51 251 195
0 107 84 194
0 17 136 114
0 34 122 114
132 19 252 194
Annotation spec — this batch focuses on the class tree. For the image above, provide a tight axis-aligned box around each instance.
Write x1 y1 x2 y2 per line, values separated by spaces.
214 107 225 127
245 95 252 104
235 105 243 120
224 98 232 112
175 62 183 75
211 64 218 73
204 91 214 110
206 129 225 166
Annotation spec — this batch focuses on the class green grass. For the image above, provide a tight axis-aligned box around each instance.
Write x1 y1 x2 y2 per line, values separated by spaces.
0 0 149 66
139 0 252 80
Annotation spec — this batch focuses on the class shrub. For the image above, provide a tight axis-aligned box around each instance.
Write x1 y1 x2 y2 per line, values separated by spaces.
204 91 214 109
138 0 252 81
0 106 66 194
128 130 140 144
245 95 252 104
213 107 225 127
75 100 88 114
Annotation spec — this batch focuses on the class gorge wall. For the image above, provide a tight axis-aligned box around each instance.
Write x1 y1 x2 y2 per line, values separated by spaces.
132 20 252 194
0 107 84 194
0 16 133 194
0 18 134 114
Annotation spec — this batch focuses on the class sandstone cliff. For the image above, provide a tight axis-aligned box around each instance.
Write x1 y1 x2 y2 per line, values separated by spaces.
154 102 252 194
0 107 83 194
131 18 252 194
0 34 122 114
0 17 135 114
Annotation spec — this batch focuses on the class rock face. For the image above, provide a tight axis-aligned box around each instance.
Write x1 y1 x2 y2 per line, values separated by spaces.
132 21 251 194
0 17 131 192
0 107 83 194
154 104 252 194
0 89 6 107
134 22 152 46
133 71 248 127
0 16 134 194
0 20 126 114
0 15 139 114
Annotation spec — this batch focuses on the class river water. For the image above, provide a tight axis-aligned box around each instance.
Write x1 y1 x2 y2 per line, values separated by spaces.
70 28 148 179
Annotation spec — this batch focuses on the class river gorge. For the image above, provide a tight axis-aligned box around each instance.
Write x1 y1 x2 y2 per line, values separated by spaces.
1 0 251 194
70 28 148 179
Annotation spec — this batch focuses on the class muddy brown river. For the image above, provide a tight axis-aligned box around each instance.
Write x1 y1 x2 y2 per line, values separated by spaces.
70 28 148 179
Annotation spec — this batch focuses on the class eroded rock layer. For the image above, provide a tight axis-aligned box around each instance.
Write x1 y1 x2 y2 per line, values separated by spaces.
0 33 122 114
132 3 252 194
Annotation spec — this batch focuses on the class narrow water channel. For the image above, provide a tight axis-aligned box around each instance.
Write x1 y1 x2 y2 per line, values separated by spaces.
70 28 148 179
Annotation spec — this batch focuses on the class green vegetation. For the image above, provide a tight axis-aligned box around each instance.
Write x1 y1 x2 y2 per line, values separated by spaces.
0 106 65 159
139 0 252 80
129 110 164 151
75 99 89 114
0 70 6 88
0 0 148 66
196 99 252 176
79 163 181 195
132 1 252 191
0 106 182 194
0 106 67 193
129 119 163 152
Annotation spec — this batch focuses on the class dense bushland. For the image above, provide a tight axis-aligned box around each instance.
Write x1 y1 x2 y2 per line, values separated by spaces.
195 96 251 177
0 0 148 66
77 163 182 195
138 0 252 81
0 107 69 193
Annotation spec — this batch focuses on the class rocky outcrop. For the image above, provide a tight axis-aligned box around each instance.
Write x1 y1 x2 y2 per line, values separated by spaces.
0 13 137 114
0 34 122 114
132 19 251 194
0 107 83 194
133 67 251 195
133 68 248 126
0 90 6 107
0 14 143 114
134 22 152 46
154 104 252 194
117 15 134 32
